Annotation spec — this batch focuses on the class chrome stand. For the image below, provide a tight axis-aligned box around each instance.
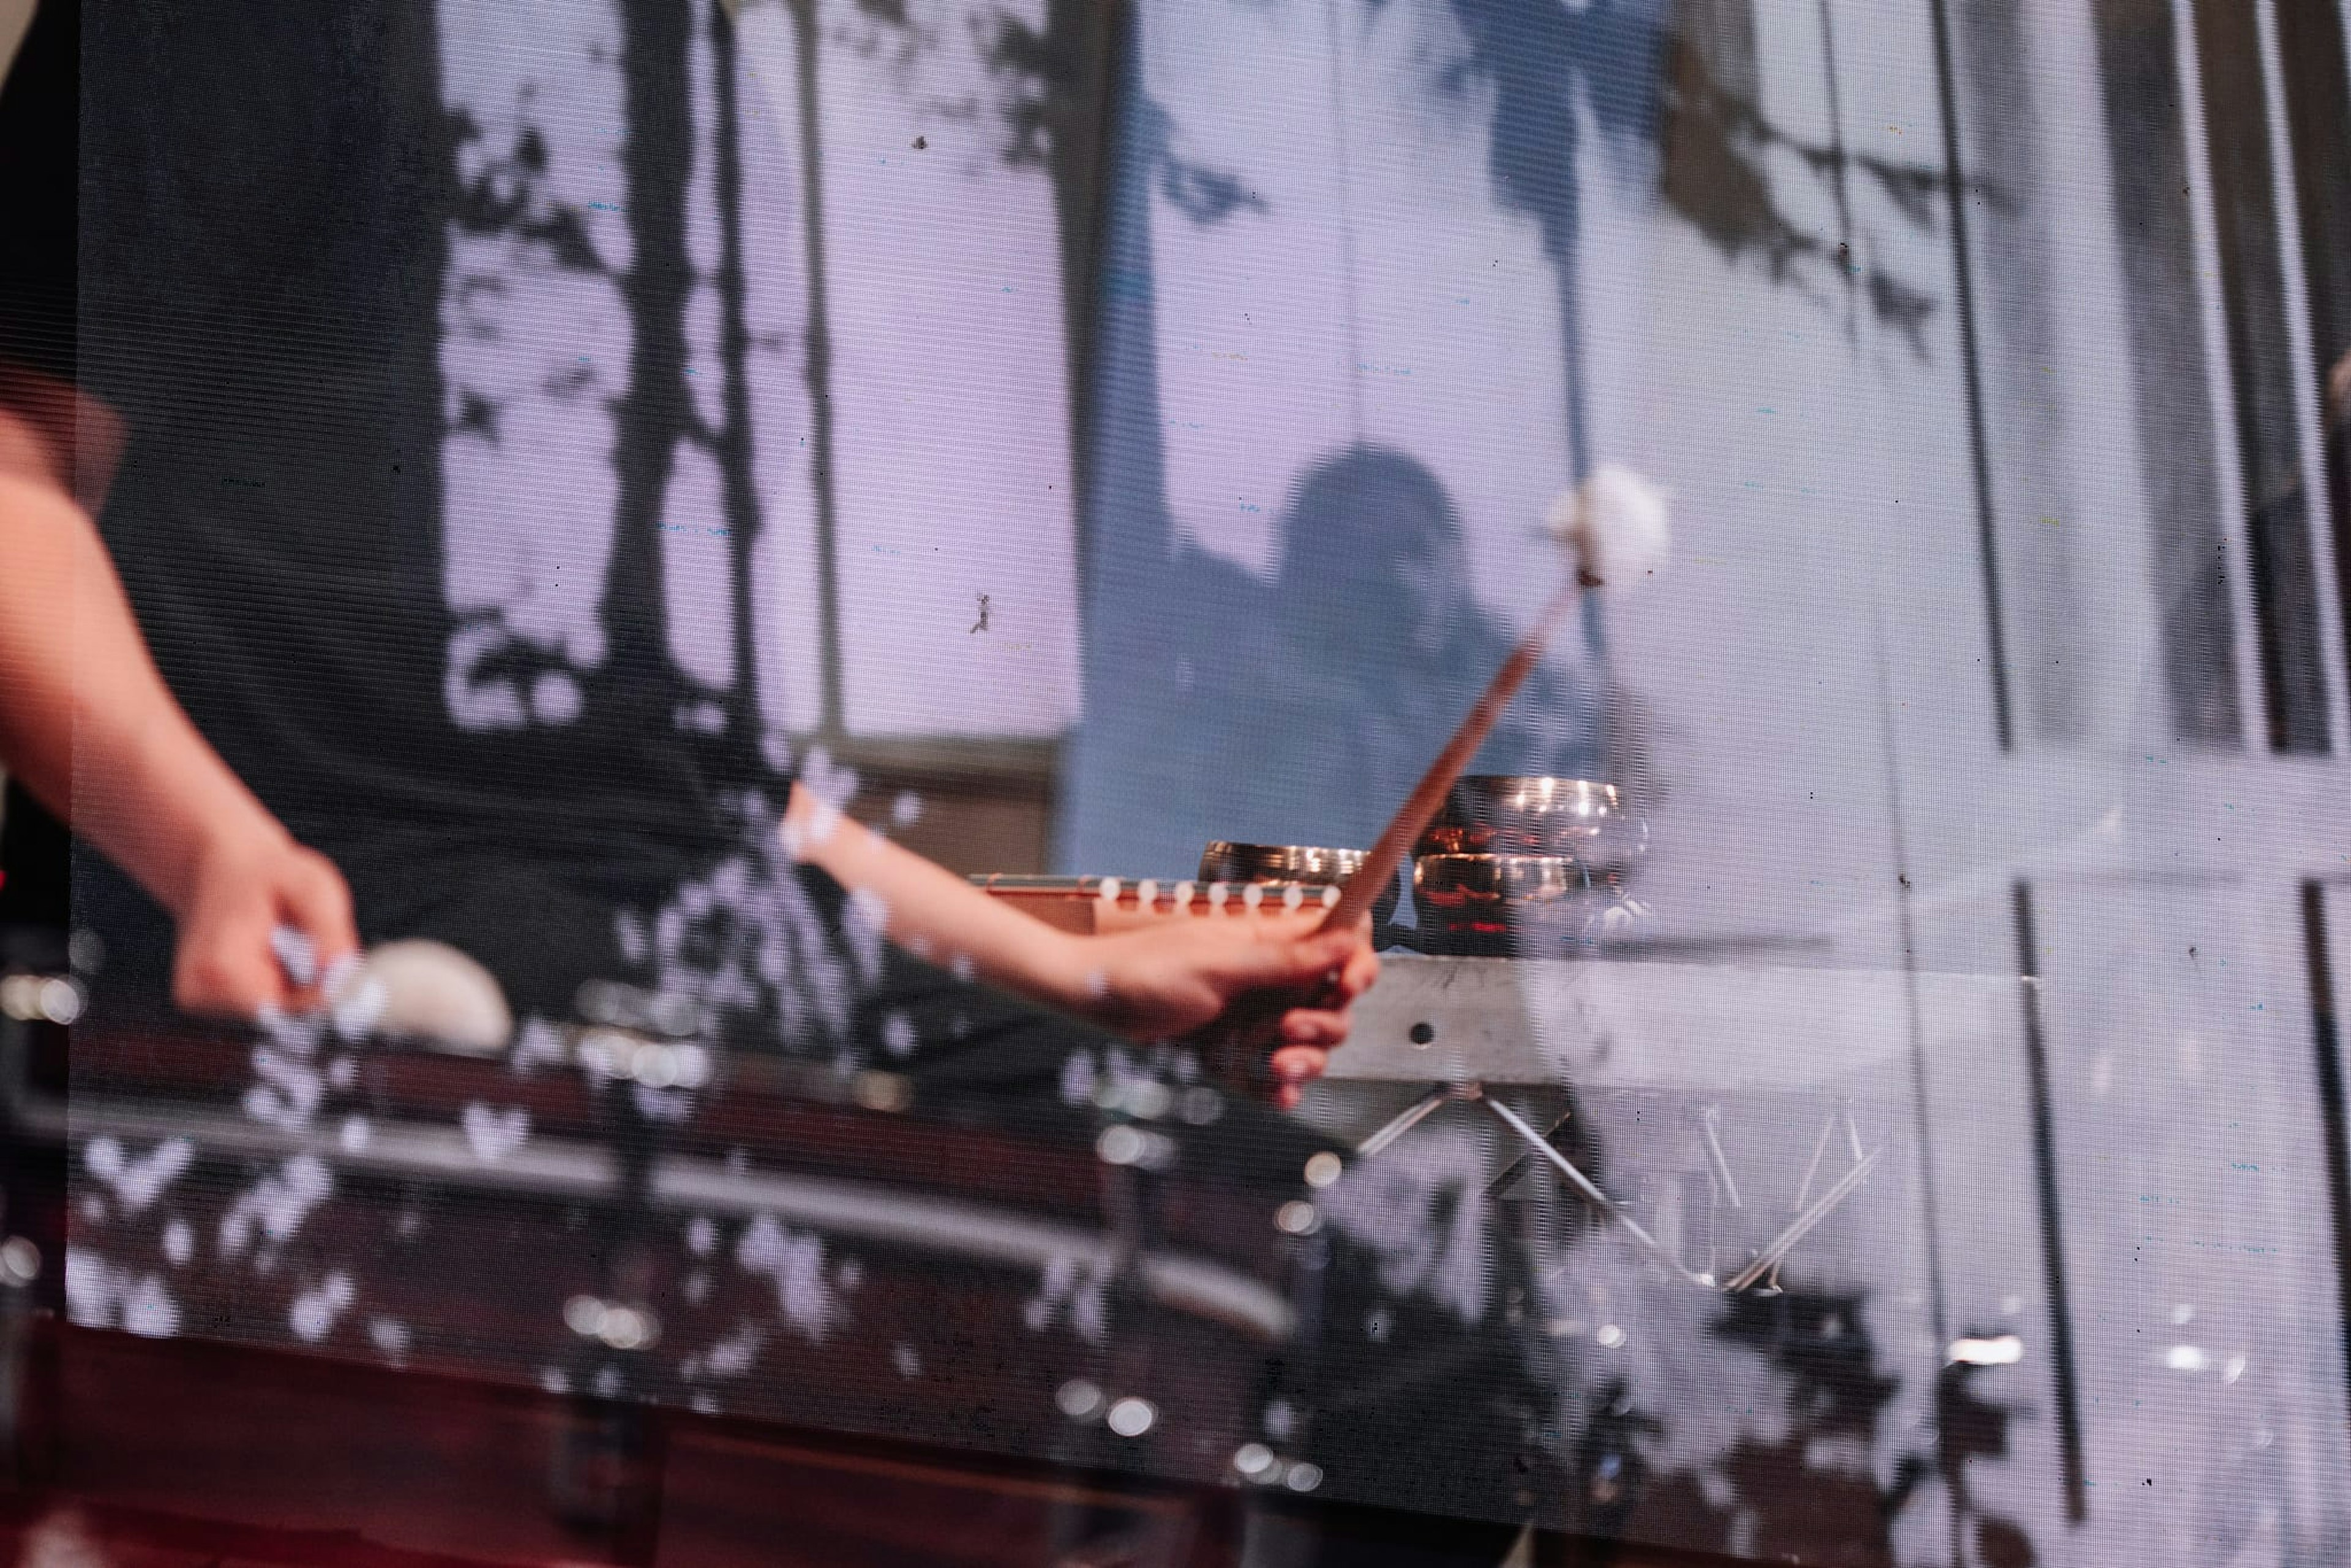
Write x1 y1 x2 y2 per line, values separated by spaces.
1352 1079 1881 1294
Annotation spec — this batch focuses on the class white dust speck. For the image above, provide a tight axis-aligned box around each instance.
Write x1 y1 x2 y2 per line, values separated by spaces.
64 1248 179 1337
82 1136 194 1215
460 1102 531 1163
271 926 317 987
1318 1122 1494 1325
289 1272 356 1343
1059 1050 1098 1107
615 910 650 965
636 793 872 1057
254 1003 326 1059
842 888 890 983
762 728 796 774
737 1214 845 1342
247 1045 326 1129
705 1321 763 1378
1021 1253 1111 1345
330 976 388 1043
62 1247 110 1327
800 746 860 811
122 1275 179 1337
368 1316 412 1364
514 1016 569 1072
631 1083 692 1122
219 1154 333 1257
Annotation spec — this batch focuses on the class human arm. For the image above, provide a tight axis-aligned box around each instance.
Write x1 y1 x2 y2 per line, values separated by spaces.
782 782 1378 1107
0 397 356 1016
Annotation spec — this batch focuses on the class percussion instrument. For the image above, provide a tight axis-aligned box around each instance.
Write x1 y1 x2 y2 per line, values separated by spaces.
1196 842 1369 885
1409 776 1648 954
1416 776 1647 863
43 978 1316 1495
1201 842 1404 930
967 872 1346 936
972 841 1908 1300
265 927 514 1056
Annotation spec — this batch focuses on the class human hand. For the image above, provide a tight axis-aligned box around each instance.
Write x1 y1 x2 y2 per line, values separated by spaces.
1065 913 1380 1108
169 827 358 1019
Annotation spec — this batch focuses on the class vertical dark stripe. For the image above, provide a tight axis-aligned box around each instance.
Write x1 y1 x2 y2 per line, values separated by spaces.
606 0 694 708
1813 0 1859 342
788 0 845 740
1869 619 1962 1562
2300 880 2351 1457
2270 0 2351 716
2191 0 2332 752
0 0 80 383
2012 881 2088 1523
2087 0 2244 746
1871 626 1949 1346
1034 0 1125 615
1322 0 1365 441
403 0 455 690
1927 0 2017 752
710 0 766 765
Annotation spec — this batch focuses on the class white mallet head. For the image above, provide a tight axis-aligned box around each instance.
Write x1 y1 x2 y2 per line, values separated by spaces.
332 939 513 1057
1547 463 1671 588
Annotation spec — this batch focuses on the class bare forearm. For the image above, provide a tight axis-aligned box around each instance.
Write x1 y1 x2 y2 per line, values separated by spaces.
780 782 1374 1080
782 781 1092 1015
0 471 288 917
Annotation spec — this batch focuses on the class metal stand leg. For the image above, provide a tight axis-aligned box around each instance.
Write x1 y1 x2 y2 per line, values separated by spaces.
1483 1102 1577 1201
1699 1104 1743 1211
1353 1082 1463 1158
1352 1081 1883 1296
1477 1092 1703 1285
1724 1144 1883 1294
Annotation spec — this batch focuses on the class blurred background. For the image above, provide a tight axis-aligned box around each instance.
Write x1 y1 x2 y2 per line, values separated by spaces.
7 0 2351 1563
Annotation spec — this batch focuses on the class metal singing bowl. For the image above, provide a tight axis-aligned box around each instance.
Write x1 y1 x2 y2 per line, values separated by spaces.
1414 776 1648 866
1197 842 1370 886
1413 853 1610 910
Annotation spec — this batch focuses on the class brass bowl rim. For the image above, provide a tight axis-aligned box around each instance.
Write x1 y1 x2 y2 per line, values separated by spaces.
1438 775 1632 808
1198 841 1372 885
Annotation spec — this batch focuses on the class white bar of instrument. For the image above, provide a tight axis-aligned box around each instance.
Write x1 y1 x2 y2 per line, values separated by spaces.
1328 955 2017 1089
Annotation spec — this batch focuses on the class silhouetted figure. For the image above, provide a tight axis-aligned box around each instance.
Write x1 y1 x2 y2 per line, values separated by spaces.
1171 446 1602 858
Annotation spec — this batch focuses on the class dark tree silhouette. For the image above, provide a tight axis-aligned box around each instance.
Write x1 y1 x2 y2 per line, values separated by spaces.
604 0 696 726
1593 1286 2036 1567
444 0 783 780
1657 2 1952 356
